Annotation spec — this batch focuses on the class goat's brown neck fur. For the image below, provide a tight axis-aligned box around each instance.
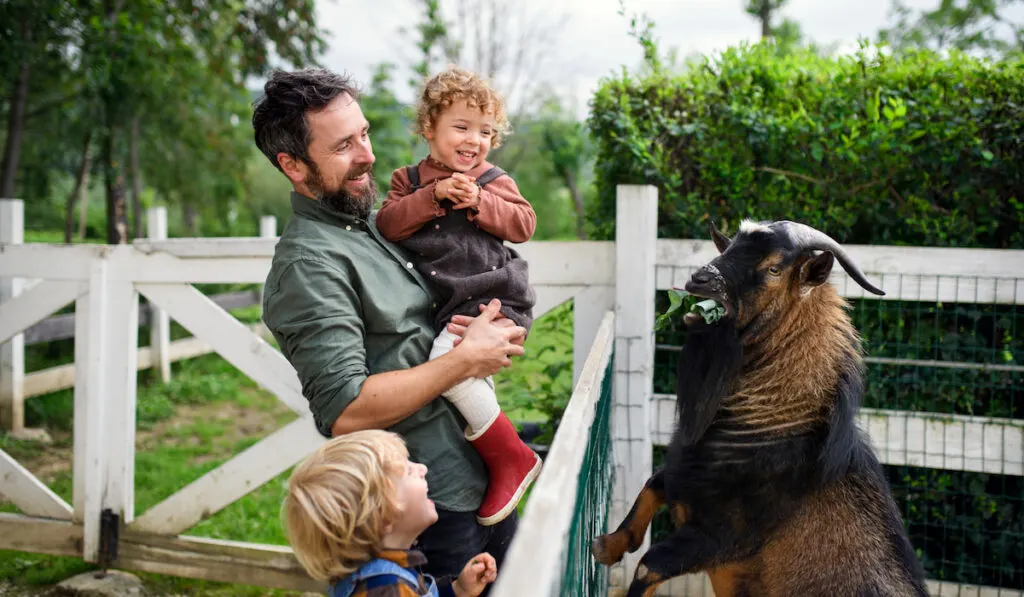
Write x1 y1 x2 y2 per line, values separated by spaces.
722 285 860 438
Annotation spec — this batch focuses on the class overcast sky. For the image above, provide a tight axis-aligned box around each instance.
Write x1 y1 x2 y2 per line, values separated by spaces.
309 0 1021 117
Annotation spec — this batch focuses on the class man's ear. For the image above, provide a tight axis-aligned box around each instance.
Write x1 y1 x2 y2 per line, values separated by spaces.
800 251 834 289
277 153 306 185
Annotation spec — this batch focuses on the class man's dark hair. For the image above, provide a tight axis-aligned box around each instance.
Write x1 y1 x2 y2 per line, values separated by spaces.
252 68 361 172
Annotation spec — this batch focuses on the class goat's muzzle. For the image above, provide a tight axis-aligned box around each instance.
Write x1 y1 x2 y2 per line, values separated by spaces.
681 265 731 325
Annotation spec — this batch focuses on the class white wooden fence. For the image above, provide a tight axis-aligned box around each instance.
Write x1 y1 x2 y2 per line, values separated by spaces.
0 196 620 589
0 205 276 436
1 188 1023 595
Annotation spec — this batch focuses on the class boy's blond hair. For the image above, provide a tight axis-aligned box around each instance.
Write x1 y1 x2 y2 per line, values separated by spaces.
282 430 408 582
414 66 511 148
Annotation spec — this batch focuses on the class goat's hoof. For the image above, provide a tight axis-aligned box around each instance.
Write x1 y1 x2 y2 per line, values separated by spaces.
592 534 626 565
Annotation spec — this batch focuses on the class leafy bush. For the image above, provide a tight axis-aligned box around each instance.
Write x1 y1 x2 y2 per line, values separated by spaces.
494 301 575 444
587 43 1023 248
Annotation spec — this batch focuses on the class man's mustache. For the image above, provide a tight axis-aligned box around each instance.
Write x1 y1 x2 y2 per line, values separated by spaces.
347 164 373 179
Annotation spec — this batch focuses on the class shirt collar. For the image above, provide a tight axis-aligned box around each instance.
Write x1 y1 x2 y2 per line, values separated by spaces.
290 191 367 227
375 548 428 570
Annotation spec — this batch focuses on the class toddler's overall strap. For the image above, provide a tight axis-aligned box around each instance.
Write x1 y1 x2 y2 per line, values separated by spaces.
474 166 506 187
406 165 422 190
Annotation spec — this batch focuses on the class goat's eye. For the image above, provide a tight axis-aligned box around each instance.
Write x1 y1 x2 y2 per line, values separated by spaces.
768 265 782 276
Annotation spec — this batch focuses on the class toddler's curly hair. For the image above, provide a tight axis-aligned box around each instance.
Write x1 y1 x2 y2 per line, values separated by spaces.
414 67 511 148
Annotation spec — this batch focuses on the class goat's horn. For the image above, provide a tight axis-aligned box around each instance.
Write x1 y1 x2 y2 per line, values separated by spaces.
776 221 886 296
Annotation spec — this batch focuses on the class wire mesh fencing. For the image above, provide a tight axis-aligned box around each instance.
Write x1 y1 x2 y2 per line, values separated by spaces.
650 265 1023 596
491 313 616 597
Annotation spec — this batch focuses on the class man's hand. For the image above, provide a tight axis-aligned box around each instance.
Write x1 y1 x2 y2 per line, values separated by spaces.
453 553 498 597
448 303 526 348
450 299 526 378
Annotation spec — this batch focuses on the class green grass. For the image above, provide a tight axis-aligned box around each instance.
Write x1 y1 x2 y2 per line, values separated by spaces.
2 302 574 595
22 230 107 244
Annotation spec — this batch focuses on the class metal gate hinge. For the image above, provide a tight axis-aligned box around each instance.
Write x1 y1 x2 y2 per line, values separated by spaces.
98 508 120 570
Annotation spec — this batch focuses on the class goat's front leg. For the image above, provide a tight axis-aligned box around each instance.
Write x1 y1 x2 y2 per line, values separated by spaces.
592 468 666 565
625 523 738 597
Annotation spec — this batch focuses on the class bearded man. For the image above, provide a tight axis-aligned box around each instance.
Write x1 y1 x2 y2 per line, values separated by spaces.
253 69 526 594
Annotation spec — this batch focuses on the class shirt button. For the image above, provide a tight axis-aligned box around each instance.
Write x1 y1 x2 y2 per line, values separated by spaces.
432 303 437 308
491 265 496 270
434 224 440 230
345 225 352 231
406 262 413 269
430 271 436 276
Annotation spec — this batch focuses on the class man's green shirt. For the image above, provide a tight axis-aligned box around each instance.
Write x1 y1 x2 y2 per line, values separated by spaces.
262 192 486 511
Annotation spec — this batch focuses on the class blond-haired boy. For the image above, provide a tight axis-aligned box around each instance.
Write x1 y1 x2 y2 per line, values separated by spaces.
284 430 497 597
375 67 541 530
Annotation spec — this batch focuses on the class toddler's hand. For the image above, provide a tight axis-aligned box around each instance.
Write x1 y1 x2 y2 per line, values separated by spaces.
434 177 457 201
453 553 497 597
450 173 481 210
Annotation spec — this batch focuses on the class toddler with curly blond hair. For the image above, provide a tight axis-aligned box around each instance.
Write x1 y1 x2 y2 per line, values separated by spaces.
375 67 541 528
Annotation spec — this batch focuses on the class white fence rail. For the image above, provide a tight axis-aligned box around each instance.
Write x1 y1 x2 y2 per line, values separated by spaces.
0 206 277 434
491 311 615 597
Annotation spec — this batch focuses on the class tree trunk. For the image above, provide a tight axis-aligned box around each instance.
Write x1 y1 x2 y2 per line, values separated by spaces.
564 169 587 240
129 115 143 238
64 130 94 243
760 5 772 38
104 128 128 244
78 173 91 239
0 58 31 198
101 0 128 244
183 203 198 236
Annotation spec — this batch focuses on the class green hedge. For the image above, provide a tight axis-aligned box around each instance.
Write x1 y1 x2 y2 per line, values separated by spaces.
587 44 1024 248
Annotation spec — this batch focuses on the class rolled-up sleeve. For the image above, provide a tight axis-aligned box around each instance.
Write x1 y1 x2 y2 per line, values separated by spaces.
263 257 368 437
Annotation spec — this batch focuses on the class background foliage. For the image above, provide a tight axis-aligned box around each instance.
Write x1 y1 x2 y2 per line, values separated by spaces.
588 43 1024 248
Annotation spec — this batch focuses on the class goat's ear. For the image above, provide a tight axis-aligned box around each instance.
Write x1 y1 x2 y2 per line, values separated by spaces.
800 251 834 288
710 221 731 254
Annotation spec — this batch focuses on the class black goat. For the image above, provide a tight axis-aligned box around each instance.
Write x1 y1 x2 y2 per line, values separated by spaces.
592 220 928 597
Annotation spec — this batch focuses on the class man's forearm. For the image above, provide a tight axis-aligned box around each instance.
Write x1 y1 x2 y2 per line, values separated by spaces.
329 350 471 436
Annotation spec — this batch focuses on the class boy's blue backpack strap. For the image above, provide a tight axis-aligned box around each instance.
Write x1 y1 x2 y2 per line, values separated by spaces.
328 558 425 597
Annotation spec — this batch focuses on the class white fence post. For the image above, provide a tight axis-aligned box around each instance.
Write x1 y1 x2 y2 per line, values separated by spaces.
259 215 277 240
258 215 277 320
104 251 140 529
0 199 25 434
612 185 657 588
574 286 615 387
75 249 139 563
147 207 170 383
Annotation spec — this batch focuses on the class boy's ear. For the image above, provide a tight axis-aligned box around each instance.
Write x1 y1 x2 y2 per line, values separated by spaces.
422 122 434 141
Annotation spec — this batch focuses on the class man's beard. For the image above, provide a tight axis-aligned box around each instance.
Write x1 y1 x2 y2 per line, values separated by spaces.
305 161 378 220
